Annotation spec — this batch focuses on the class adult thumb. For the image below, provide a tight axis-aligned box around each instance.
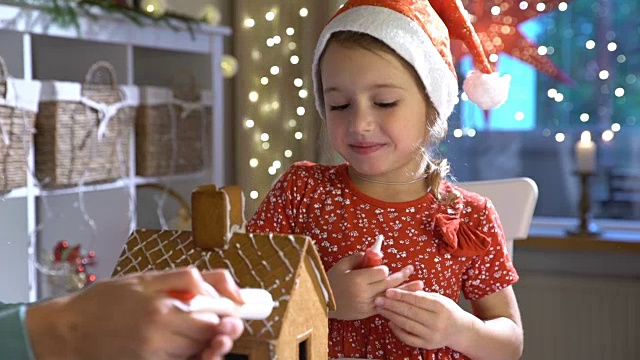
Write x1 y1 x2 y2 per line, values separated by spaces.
334 252 365 272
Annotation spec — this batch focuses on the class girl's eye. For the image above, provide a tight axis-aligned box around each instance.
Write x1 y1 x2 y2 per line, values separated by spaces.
329 104 349 111
376 101 398 108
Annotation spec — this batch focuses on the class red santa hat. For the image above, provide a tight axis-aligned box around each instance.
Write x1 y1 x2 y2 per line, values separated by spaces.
312 0 511 120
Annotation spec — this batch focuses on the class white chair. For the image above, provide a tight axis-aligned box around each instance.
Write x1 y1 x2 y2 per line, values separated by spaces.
458 178 539 257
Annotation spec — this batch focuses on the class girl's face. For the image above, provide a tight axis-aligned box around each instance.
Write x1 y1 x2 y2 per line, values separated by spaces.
320 41 432 183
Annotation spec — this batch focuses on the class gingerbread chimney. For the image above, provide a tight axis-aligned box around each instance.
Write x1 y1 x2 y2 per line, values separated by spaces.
192 185 246 249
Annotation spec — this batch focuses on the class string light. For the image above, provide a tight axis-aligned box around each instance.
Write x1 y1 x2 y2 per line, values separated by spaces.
602 130 615 142
453 129 464 138
239 4 315 211
220 54 239 78
200 4 221 25
580 113 590 122
265 11 275 21
585 40 596 50
140 0 167 17
611 123 621 132
515 111 525 121
555 133 566 142
467 129 477 137
244 18 255 28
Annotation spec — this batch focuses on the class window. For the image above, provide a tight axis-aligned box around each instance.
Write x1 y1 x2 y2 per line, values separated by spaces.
299 337 309 359
225 354 249 360
444 1 640 225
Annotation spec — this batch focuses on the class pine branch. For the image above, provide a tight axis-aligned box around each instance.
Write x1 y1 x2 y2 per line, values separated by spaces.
3 0 206 37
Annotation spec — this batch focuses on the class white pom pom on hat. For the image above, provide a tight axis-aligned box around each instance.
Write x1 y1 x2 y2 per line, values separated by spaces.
463 70 512 110
312 0 512 120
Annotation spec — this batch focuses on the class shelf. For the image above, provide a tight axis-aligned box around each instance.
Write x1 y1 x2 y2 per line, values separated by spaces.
1 172 206 200
0 3 232 54
1 187 29 200
135 172 207 186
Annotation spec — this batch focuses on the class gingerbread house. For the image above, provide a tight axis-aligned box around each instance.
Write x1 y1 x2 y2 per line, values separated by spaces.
112 185 336 359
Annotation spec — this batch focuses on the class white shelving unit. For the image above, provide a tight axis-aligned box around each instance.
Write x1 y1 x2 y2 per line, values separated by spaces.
0 3 232 302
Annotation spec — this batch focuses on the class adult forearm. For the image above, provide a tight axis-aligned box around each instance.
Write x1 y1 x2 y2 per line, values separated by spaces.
451 316 523 360
25 297 74 360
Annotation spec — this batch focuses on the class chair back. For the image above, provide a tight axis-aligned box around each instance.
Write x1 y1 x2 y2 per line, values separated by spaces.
458 178 538 256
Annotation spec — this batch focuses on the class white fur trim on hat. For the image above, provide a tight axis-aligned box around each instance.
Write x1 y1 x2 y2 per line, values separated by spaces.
312 6 458 120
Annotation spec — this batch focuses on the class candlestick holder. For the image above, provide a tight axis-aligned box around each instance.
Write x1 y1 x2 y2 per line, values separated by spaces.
567 171 601 237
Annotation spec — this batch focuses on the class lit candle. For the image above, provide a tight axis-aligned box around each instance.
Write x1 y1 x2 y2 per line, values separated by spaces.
575 131 596 173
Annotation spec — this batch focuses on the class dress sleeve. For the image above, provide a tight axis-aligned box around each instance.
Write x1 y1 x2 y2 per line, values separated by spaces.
0 303 36 359
461 198 520 301
247 163 307 234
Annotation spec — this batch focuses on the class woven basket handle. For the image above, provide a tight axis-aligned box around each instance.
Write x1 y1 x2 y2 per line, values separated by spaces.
0 55 7 84
84 61 118 88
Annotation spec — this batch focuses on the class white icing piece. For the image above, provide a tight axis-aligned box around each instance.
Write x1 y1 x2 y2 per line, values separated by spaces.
235 243 266 288
267 233 294 272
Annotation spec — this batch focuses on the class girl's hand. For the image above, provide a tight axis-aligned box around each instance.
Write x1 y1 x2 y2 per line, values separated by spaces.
375 288 474 350
327 253 416 320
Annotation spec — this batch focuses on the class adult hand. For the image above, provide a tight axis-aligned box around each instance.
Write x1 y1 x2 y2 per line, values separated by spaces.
327 252 416 320
375 289 474 350
26 267 243 360
199 270 245 360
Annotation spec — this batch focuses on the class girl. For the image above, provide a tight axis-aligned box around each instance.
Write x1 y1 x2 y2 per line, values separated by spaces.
247 0 521 359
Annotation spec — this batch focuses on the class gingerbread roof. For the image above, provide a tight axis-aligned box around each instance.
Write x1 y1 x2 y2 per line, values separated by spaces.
113 229 336 340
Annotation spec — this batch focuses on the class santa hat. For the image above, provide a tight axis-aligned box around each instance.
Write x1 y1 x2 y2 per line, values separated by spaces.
312 0 511 120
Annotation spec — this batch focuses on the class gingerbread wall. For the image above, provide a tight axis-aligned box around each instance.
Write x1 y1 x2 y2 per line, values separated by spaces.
274 255 330 359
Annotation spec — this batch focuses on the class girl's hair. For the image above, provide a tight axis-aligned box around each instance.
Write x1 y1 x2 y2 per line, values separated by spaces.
318 31 453 201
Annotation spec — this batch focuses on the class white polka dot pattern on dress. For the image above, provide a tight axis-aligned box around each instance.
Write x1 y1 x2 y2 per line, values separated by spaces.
248 162 519 360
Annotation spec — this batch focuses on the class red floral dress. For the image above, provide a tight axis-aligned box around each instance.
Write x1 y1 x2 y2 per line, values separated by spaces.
247 162 519 360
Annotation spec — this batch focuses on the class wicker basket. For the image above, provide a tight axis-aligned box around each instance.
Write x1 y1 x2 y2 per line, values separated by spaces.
135 85 211 177
35 61 136 188
0 55 41 193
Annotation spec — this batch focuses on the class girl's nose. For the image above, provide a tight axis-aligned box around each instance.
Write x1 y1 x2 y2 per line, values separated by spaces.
349 105 374 133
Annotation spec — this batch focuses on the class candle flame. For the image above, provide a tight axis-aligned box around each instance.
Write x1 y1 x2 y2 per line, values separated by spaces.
580 130 592 143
